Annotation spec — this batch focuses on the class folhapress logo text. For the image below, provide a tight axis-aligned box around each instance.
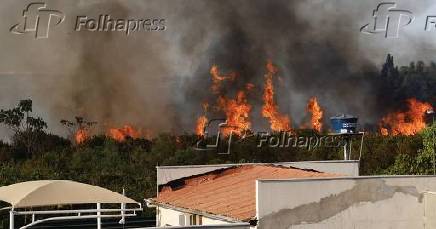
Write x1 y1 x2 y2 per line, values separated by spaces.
10 2 166 39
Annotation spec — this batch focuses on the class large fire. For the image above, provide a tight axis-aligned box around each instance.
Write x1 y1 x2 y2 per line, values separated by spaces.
379 98 433 136
306 97 323 132
192 61 427 137
262 60 292 132
108 125 141 141
217 91 252 136
75 128 88 144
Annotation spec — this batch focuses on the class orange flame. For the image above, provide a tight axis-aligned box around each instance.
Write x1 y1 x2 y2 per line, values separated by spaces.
379 98 433 136
217 90 251 136
196 116 208 136
210 65 236 94
262 60 292 132
108 125 141 141
306 97 323 132
197 65 251 136
75 128 88 144
196 101 210 136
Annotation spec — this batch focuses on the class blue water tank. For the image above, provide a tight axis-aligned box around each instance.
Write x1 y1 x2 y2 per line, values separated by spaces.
330 114 358 134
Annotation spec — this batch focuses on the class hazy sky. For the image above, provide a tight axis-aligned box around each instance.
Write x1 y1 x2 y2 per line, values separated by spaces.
1 0 435 140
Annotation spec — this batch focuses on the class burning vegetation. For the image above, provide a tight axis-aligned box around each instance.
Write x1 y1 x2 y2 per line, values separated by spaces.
108 125 141 142
61 117 96 145
61 117 147 144
195 60 332 136
195 102 209 136
195 64 253 136
306 97 323 132
217 91 252 136
379 98 433 136
75 129 89 144
55 58 434 142
195 116 208 136
262 60 292 132
48 55 434 142
195 58 434 137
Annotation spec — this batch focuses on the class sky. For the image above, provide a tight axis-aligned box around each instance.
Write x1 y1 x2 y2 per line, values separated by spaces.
0 0 435 140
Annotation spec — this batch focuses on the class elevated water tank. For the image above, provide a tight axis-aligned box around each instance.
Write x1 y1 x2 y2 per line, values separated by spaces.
330 114 358 134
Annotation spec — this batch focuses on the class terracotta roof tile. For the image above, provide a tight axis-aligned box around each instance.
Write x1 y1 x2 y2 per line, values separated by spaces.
154 164 338 221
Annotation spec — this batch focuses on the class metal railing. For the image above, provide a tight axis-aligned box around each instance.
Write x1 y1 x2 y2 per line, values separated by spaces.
9 203 143 229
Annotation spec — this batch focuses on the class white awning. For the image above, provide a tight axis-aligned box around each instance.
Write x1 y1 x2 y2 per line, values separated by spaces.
0 180 138 208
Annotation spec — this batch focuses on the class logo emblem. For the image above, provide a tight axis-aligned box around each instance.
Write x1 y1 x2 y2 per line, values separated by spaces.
10 2 65 39
361 2 414 38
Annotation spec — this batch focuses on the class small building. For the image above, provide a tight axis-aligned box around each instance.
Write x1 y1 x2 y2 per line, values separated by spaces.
146 163 340 227
147 161 436 229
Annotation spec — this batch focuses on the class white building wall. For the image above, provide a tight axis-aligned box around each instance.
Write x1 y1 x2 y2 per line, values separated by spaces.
158 207 183 227
424 192 436 229
158 206 230 227
256 176 436 229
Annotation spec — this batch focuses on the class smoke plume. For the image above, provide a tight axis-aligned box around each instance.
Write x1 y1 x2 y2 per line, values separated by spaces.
0 0 435 139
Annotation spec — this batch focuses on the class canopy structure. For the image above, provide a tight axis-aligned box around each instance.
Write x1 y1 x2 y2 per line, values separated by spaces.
0 180 137 208
0 180 142 229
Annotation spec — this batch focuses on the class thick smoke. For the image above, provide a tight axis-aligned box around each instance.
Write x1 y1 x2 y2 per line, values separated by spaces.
177 0 379 131
60 2 177 134
0 0 435 139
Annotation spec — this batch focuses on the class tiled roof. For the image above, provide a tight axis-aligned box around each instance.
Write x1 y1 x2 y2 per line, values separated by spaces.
153 164 338 221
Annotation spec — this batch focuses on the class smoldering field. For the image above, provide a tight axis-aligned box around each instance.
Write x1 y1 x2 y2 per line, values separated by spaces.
0 0 435 139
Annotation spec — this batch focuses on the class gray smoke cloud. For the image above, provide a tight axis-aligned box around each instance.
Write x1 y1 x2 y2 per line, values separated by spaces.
0 0 435 139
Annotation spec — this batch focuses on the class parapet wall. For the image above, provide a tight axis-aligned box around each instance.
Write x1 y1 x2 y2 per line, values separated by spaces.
157 160 359 186
257 176 436 229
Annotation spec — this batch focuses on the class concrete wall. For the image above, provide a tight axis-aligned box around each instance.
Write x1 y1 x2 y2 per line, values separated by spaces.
157 206 230 227
424 192 436 229
281 161 359 176
256 176 436 229
157 161 359 185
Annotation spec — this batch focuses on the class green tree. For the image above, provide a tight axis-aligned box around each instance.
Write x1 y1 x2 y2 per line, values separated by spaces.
0 99 47 157
386 124 435 175
416 123 436 174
